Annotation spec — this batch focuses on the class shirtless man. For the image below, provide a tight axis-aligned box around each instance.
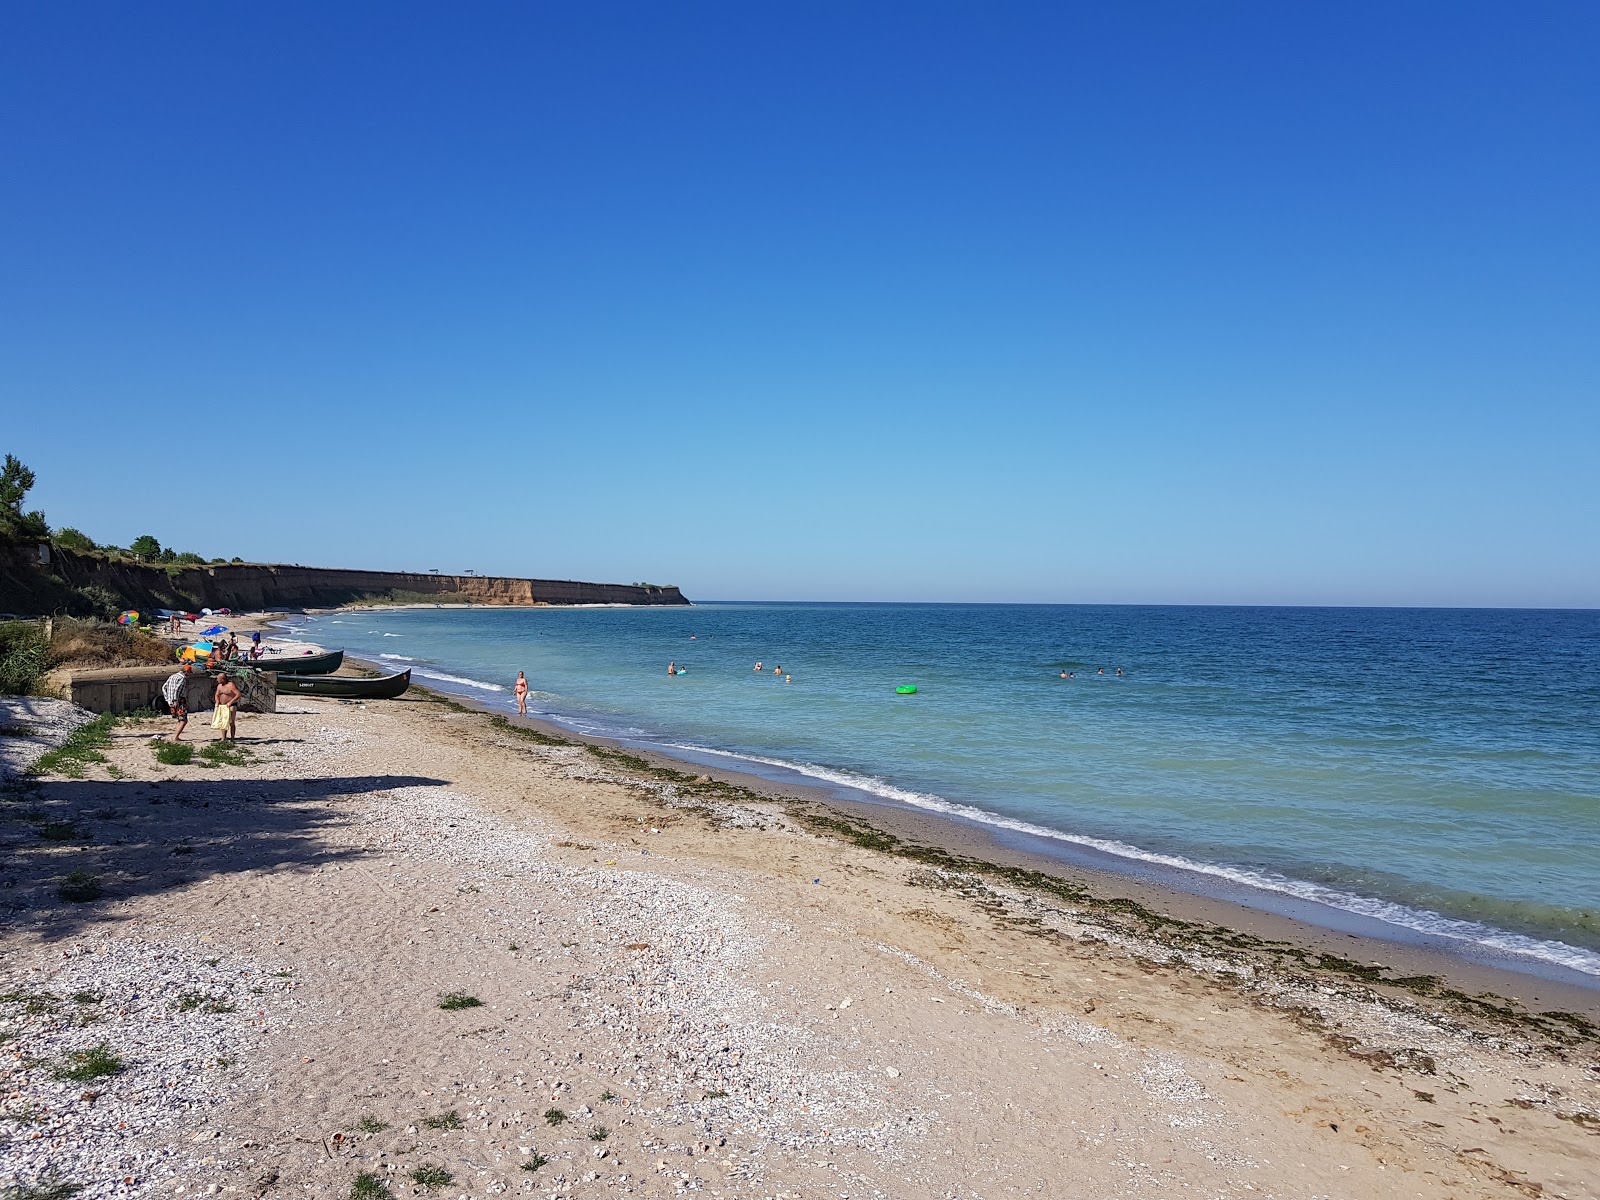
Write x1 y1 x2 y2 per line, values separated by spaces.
213 674 242 741
514 671 529 715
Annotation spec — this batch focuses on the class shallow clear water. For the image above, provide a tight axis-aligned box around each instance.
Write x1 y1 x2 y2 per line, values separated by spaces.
290 603 1600 975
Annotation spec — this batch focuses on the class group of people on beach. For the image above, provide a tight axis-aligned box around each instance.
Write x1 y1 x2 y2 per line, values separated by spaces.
160 662 242 742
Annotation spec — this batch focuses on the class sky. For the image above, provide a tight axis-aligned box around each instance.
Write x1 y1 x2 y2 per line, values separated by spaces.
2 2 1597 606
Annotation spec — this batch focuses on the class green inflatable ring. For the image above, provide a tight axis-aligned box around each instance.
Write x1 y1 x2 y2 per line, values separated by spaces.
895 685 918 694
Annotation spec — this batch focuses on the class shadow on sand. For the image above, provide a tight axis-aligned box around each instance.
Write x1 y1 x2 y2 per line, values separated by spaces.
2 767 448 940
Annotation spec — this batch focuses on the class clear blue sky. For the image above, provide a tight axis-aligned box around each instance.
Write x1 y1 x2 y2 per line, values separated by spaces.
3 2 1596 606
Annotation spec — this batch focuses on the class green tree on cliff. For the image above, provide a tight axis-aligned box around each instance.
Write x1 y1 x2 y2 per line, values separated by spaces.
129 534 162 561
0 454 50 544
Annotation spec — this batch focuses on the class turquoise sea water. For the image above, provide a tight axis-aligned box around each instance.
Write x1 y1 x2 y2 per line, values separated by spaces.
281 604 1600 979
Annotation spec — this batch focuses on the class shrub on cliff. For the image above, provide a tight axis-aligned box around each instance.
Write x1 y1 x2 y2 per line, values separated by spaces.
53 527 96 553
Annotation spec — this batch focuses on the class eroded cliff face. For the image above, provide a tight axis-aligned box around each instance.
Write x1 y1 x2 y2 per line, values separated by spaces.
0 545 687 613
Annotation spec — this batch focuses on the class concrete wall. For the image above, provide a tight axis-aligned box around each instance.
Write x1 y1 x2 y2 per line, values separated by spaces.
66 665 276 715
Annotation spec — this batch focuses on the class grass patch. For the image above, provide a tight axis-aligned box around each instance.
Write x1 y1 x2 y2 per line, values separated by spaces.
421 1109 463 1130
521 1153 550 1172
355 1114 389 1133
2 1174 83 1199
52 1043 123 1083
588 1125 609 1141
70 990 101 1005
198 740 252 767
1 990 59 1015
438 992 483 1011
348 1173 392 1199
543 1107 566 1125
599 1090 616 1102
152 741 194 765
29 714 115 777
409 1164 452 1189
34 818 92 843
175 992 236 1014
57 871 102 903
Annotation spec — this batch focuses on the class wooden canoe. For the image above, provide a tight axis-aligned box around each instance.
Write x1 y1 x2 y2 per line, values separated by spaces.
251 648 345 675
273 669 411 699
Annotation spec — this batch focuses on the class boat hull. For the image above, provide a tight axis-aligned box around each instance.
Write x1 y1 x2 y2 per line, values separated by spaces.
273 669 411 699
253 649 345 675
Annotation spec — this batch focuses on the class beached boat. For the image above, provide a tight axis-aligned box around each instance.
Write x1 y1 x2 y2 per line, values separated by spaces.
252 649 345 675
273 669 411 699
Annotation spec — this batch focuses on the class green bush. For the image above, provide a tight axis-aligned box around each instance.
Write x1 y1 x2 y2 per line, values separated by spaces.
0 621 48 695
53 527 96 553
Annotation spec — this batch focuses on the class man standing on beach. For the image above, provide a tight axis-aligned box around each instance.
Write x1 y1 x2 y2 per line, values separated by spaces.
514 671 529 715
213 673 242 741
162 664 192 741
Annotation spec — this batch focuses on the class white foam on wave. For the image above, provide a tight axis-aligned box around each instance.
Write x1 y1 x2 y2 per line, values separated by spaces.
413 669 506 693
378 654 417 662
383 633 402 637
664 742 1600 978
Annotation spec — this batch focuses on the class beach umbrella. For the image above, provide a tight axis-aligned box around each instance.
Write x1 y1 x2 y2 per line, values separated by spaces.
202 624 227 635
117 610 139 626
201 608 213 616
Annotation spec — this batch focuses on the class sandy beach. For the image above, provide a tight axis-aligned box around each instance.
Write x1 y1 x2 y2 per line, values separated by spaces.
3 630 1598 1199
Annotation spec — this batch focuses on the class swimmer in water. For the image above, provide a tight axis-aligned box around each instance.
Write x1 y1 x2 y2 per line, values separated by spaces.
668 661 677 676
1097 668 1104 676
1115 667 1124 676
785 674 792 684
754 661 763 672
1060 670 1067 678
774 665 782 674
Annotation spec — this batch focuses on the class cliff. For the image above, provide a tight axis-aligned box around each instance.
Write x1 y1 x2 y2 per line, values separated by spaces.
0 545 689 614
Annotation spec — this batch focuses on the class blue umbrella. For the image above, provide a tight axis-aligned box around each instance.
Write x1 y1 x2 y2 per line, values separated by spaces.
202 624 227 635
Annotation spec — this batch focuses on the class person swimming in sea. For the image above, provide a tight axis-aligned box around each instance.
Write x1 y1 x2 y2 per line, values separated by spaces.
754 661 763 672
1115 667 1124 676
774 665 782 675
668 661 678 676
1097 667 1104 676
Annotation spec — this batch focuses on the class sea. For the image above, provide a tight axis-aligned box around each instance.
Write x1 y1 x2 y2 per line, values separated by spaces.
275 603 1600 984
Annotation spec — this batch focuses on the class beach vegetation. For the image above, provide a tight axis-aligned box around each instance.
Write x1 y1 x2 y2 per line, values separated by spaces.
198 740 252 767
588 1125 609 1141
520 1153 550 1171
543 1107 566 1126
348 1173 392 1199
176 992 236 1014
35 818 92 843
598 1090 616 1102
408 1164 452 1189
53 1043 123 1082
28 713 116 777
0 620 49 695
2 1173 83 1199
437 991 483 1010
57 871 103 904
128 535 161 561
420 1109 464 1130
355 1115 389 1134
1 990 60 1015
153 741 194 766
